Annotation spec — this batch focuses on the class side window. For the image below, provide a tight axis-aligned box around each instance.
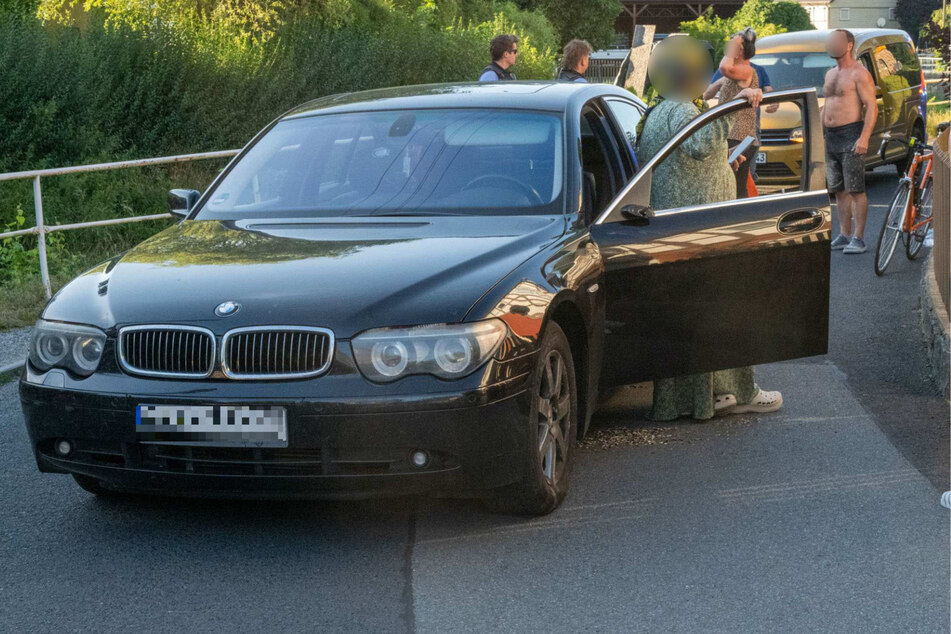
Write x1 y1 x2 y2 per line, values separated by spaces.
646 96 806 212
873 43 911 123
580 105 625 221
887 42 921 86
603 98 643 172
873 44 909 87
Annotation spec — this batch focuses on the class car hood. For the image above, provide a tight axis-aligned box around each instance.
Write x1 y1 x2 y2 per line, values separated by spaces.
43 216 566 338
760 99 811 130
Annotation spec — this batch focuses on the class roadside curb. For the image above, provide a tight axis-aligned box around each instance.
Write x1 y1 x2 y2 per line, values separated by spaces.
919 253 950 398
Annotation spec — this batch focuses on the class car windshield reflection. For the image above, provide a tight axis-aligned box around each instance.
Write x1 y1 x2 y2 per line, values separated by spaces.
197 109 565 219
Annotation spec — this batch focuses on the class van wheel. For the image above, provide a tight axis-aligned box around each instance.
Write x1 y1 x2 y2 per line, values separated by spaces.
488 322 577 516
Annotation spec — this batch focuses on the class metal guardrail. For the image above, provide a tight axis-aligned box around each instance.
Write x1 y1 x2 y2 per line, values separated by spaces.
0 361 24 375
920 55 941 71
0 149 240 299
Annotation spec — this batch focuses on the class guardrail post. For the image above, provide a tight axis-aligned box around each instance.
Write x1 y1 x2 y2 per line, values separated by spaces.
33 175 52 299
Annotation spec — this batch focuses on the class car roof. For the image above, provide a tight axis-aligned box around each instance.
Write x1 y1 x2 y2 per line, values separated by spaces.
756 28 914 54
281 81 643 120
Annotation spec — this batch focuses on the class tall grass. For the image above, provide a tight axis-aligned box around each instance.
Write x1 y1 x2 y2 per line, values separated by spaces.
927 102 950 140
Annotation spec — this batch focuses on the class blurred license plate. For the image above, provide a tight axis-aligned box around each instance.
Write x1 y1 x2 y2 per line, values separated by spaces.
755 152 767 164
136 404 287 446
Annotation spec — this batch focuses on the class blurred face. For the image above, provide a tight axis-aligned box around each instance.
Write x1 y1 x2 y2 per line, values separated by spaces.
826 31 851 59
724 36 743 60
648 36 713 102
502 45 519 67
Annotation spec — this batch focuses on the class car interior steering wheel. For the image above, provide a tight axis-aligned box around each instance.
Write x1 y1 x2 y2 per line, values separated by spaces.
462 175 544 206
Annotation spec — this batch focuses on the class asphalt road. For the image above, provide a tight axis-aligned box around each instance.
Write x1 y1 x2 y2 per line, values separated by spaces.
1 167 948 633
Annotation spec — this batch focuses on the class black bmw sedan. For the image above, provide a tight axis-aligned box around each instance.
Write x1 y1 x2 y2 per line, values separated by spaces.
19 82 831 514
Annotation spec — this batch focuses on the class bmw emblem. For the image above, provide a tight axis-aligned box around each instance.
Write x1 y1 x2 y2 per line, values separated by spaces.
214 301 240 317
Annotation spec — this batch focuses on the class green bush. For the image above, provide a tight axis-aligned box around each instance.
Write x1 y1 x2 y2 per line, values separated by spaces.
732 0 813 33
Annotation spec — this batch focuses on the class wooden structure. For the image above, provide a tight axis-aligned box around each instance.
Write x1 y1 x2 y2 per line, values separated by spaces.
933 128 949 316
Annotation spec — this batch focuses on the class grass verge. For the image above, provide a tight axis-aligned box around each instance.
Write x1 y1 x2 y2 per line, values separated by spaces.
928 102 950 139
0 368 20 386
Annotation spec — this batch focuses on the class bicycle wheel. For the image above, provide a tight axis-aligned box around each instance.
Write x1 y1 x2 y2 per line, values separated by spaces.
875 181 909 276
906 176 932 261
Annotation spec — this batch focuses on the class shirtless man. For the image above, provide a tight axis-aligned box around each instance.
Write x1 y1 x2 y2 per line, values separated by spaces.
822 29 878 254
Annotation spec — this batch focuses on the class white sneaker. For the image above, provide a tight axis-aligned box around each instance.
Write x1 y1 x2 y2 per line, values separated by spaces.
842 237 867 254
731 389 783 414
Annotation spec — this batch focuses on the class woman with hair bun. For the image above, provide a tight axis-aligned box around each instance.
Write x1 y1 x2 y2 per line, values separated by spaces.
715 28 760 198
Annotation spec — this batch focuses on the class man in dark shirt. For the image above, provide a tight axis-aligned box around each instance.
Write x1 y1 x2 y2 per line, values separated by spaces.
556 39 593 83
479 35 519 81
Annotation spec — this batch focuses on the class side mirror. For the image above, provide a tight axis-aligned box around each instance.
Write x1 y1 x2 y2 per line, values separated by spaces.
620 204 654 226
169 189 201 220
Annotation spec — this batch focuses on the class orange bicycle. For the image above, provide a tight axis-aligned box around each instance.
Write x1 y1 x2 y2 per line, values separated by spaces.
874 128 941 276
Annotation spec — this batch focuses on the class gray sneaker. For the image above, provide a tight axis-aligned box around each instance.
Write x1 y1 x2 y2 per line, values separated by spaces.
830 234 851 250
843 237 867 254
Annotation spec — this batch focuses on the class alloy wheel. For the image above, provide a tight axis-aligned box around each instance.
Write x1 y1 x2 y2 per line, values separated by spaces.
535 349 571 486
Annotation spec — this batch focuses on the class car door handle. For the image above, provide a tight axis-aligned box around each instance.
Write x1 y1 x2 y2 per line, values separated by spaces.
777 209 823 234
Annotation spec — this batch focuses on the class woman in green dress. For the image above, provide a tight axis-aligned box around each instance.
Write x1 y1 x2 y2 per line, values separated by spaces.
635 40 783 421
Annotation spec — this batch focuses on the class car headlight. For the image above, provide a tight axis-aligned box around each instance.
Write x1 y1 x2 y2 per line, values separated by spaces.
789 127 804 143
351 319 508 382
29 320 106 377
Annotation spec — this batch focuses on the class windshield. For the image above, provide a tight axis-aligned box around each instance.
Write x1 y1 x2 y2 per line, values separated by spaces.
752 53 836 96
196 109 565 219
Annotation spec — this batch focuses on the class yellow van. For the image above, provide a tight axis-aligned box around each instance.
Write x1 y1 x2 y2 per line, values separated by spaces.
752 28 926 186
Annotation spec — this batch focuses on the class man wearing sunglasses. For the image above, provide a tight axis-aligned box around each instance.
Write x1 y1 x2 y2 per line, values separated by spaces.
479 34 519 82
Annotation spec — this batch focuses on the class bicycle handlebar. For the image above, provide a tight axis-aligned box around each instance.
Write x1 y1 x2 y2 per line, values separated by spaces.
878 133 931 161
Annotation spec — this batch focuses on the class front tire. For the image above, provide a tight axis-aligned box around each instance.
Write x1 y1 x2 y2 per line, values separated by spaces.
875 181 909 276
489 322 577 516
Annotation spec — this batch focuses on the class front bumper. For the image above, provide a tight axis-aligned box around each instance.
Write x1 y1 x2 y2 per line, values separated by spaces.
755 143 802 186
19 369 532 499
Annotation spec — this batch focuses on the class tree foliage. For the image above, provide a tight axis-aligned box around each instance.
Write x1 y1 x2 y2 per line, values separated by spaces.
680 0 811 59
895 0 942 39
536 0 618 49
733 0 812 32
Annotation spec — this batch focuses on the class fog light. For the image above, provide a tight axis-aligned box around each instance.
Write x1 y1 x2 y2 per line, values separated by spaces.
411 450 429 468
54 439 73 457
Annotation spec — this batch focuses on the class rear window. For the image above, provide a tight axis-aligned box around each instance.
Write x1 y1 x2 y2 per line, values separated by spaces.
196 109 565 219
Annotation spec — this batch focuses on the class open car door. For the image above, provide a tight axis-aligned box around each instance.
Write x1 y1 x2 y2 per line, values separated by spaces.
590 88 830 388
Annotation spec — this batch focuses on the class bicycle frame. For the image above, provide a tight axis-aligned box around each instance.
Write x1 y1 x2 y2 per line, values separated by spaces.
901 150 933 234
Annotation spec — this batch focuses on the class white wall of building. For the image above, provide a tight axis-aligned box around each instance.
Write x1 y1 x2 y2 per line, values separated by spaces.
796 0 901 31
